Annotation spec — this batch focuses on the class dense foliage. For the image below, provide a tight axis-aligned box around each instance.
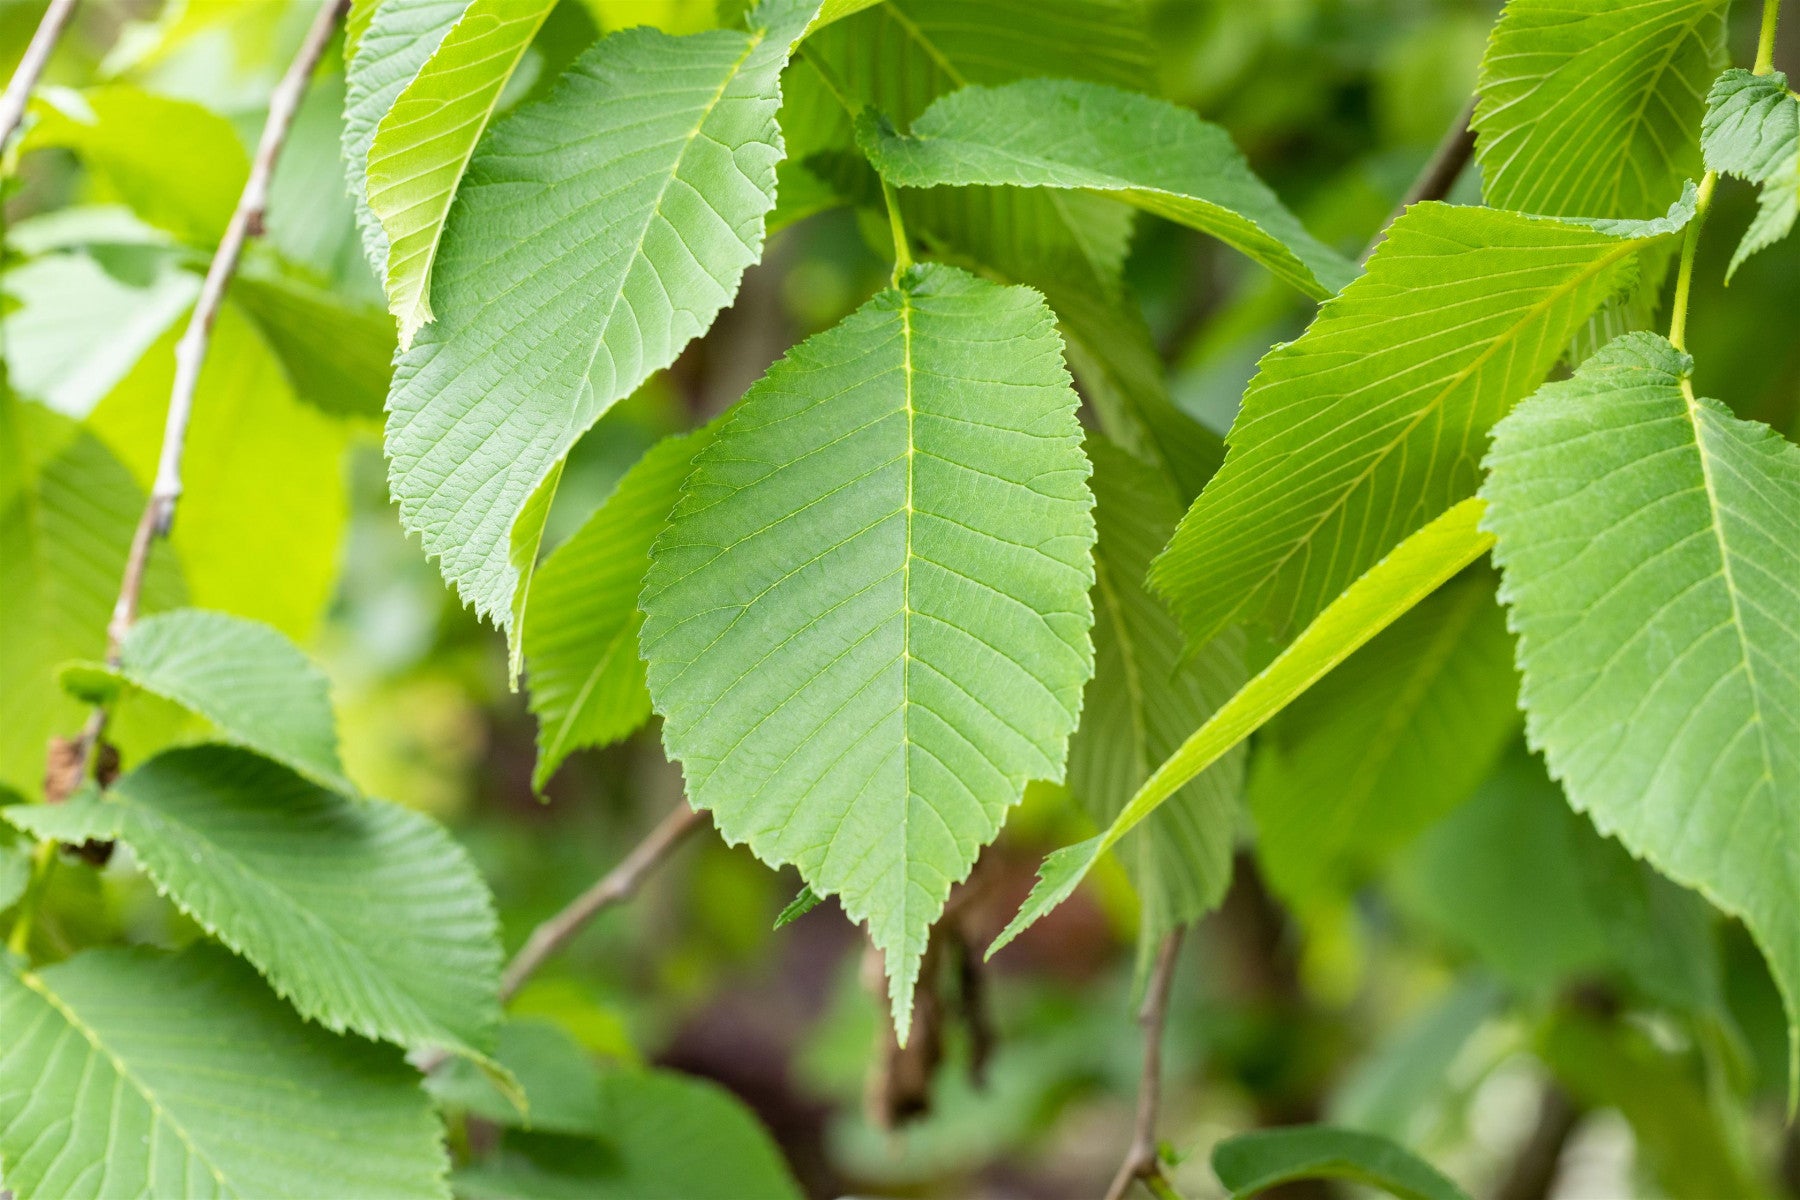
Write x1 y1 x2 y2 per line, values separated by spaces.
4 0 1800 1196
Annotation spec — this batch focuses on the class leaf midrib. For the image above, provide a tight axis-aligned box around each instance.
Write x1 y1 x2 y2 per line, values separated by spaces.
16 967 236 1195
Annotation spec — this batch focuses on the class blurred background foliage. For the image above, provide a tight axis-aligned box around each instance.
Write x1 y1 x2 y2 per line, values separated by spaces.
3 1 1799 1197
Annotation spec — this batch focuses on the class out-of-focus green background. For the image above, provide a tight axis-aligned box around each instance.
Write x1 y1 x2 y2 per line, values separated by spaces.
5 2 1799 1197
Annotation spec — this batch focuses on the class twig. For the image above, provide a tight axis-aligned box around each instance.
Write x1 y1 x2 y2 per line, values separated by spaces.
1105 927 1186 1200
498 802 705 1002
1360 94 1478 265
1491 1084 1579 1200
60 0 344 787
414 803 705 1075
0 0 78 153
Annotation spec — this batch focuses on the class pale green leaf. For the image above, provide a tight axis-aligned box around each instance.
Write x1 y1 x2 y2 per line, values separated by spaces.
366 0 557 348
0 390 184 799
343 0 469 276
641 264 1095 1037
63 608 350 793
1480 330 1800 1089
1212 1126 1469 1200
1702 68 1800 277
6 745 502 1061
21 85 247 245
0 945 448 1199
525 428 713 791
992 498 1494 956
385 0 815 642
1473 0 1726 219
454 1069 801 1200
859 79 1354 299
88 302 351 642
1071 439 1246 940
1251 572 1518 917
1151 200 1685 651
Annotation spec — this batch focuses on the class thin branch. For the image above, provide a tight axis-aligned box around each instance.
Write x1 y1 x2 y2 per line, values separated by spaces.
415 802 705 1075
1360 94 1478 265
1105 927 1186 1200
61 0 344 786
0 0 78 153
500 802 704 1002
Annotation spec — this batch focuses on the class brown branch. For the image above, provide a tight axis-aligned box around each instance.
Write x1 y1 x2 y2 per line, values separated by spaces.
1360 94 1479 265
1105 927 1186 1200
498 803 704 1002
59 0 344 787
0 0 78 153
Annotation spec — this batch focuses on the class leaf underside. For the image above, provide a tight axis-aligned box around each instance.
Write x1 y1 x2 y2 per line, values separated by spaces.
641 263 1095 1038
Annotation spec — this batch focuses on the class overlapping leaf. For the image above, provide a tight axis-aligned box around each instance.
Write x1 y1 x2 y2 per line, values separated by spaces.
61 608 349 792
525 428 714 791
859 79 1354 299
994 498 1495 955
343 0 469 275
1151 200 1687 651
1473 0 1726 219
365 0 557 347
0 391 183 798
0 946 447 1199
1251 573 1518 917
641 264 1095 1035
1070 440 1246 940
8 746 502 1061
1702 68 1800 277
1481 331 1800 1085
385 0 815 651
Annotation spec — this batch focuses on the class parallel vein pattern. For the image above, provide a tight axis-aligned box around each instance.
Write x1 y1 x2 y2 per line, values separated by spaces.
8 746 502 1062
1151 202 1677 650
0 946 446 1199
859 79 1355 299
1473 0 1726 219
641 264 1095 1035
385 0 813 638
366 0 557 347
1071 440 1246 940
69 608 350 794
1481 332 1800 1081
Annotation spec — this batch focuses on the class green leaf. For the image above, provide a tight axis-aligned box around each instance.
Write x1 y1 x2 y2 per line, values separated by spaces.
1473 0 1726 219
21 85 248 245
0 945 448 1199
429 1019 601 1134
67 608 351 793
641 263 1095 1037
229 262 396 421
343 0 469 277
1480 330 1800 1091
1396 746 1723 1013
992 497 1493 956
1151 200 1685 651
1250 572 1518 918
0 390 184 798
773 885 822 929
7 745 502 1061
454 1069 801 1200
1071 439 1246 940
365 0 557 348
524 427 714 792
1211 1126 1469 1200
1702 68 1800 277
385 0 816 648
858 79 1354 299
